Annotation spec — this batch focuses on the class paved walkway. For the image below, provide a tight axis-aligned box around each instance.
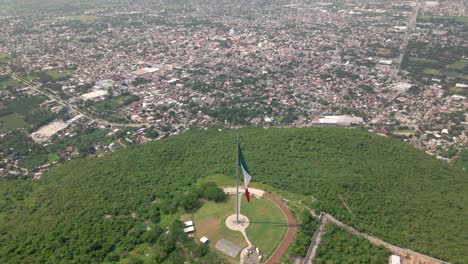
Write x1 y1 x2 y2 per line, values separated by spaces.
223 187 265 198
226 214 252 247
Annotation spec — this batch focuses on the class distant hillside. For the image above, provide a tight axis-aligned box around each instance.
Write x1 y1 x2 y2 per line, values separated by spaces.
0 127 466 263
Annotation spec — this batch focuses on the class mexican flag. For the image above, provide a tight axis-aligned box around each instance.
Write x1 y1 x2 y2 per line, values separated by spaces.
237 142 252 202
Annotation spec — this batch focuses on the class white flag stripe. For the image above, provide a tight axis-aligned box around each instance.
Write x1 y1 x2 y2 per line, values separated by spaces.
240 165 252 188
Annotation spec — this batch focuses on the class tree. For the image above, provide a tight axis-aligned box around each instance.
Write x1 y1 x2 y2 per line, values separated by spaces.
199 182 226 202
180 192 200 211
145 128 159 139
141 227 163 243
194 243 209 257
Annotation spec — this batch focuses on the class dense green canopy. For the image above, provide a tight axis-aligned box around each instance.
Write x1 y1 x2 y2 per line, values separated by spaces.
0 127 466 263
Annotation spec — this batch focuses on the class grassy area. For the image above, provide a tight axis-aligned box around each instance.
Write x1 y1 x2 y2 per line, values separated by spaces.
193 197 247 257
0 113 29 132
449 86 465 94
409 57 438 65
418 15 468 24
315 224 390 263
47 153 60 163
0 79 22 89
241 196 286 259
44 69 68 79
65 15 98 22
448 60 468 71
455 149 468 171
93 95 139 113
422 68 441 75
447 71 464 78
0 52 10 60
4 96 45 116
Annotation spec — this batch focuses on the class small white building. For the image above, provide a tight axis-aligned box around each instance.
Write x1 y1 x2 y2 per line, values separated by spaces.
378 59 393 65
184 220 194 227
183 226 195 233
390 255 401 264
200 236 209 243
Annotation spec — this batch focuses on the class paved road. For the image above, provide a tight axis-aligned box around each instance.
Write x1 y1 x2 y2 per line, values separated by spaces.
391 1 422 80
13 75 152 128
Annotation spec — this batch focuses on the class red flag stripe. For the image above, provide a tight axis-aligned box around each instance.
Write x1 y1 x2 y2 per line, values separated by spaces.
245 188 250 203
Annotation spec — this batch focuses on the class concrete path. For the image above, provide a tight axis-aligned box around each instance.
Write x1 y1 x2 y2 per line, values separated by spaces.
303 213 327 264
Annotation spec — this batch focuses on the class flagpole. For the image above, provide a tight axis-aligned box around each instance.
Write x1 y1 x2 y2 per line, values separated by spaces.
235 132 239 224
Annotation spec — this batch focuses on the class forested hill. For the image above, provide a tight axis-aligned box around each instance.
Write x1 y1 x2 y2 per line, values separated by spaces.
0 127 466 263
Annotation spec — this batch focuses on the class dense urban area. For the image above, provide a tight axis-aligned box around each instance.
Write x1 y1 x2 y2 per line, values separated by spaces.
0 0 466 178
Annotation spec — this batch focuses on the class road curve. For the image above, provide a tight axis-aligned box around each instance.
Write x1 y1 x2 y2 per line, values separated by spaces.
263 193 295 264
222 187 295 264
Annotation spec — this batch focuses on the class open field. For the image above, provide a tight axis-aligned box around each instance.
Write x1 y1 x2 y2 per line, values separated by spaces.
192 193 287 260
422 68 440 75
241 196 286 259
93 95 138 113
193 197 247 258
418 15 468 24
0 52 10 60
0 79 22 89
409 57 438 65
448 60 468 71
47 153 60 163
0 113 29 132
44 69 69 79
449 86 465 94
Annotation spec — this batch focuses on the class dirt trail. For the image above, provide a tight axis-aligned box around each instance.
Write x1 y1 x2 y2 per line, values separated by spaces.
303 213 327 264
322 213 450 264
263 193 296 264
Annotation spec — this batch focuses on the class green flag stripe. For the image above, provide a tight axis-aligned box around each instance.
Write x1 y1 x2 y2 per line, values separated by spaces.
237 142 250 174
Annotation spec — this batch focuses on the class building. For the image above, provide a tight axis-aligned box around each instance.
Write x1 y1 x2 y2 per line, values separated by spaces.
183 226 195 233
390 255 401 264
184 220 194 227
81 90 108 101
313 115 364 126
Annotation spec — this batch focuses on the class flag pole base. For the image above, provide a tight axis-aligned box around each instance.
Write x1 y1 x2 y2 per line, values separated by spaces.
226 214 250 232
